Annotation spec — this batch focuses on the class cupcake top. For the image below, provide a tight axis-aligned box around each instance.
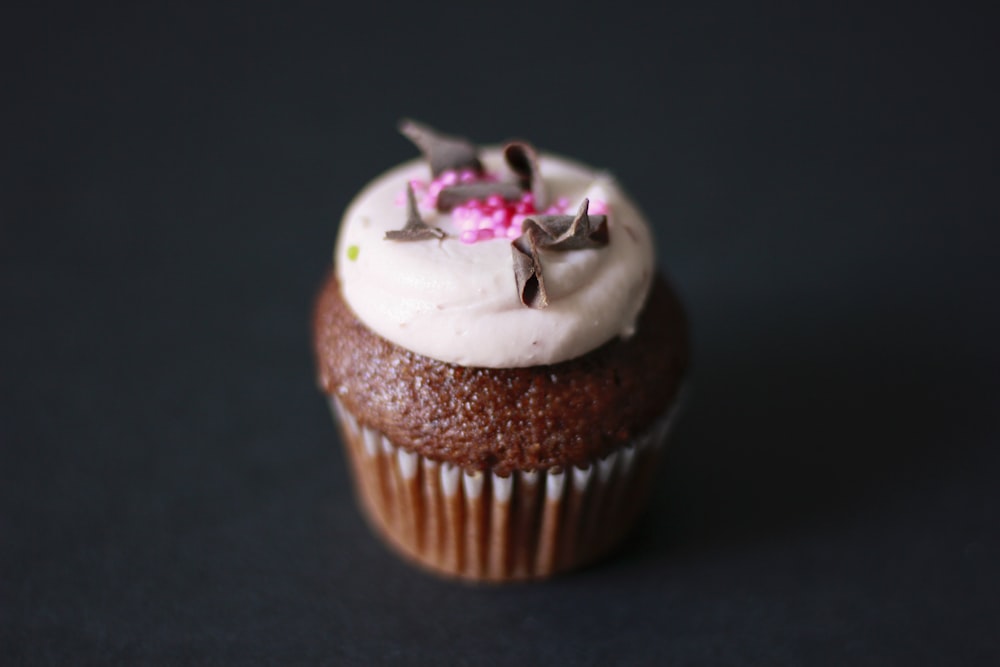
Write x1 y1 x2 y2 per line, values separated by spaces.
334 121 655 369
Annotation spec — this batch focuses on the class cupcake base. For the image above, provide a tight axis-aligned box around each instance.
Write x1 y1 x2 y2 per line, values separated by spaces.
330 397 677 582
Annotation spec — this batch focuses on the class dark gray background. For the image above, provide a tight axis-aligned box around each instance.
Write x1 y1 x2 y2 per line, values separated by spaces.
2 2 998 665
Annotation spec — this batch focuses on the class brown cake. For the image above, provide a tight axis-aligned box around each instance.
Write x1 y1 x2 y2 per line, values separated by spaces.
313 121 690 581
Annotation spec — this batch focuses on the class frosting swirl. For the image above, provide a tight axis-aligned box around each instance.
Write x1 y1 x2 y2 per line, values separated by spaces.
335 149 655 368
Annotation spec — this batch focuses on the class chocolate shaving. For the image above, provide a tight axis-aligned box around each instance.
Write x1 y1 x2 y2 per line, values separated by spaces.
399 118 483 178
511 231 546 308
511 199 609 308
384 183 446 242
503 141 548 209
436 181 523 212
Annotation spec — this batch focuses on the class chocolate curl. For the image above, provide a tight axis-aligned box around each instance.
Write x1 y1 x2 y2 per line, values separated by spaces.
511 199 609 308
503 141 548 209
384 183 446 242
436 181 523 212
437 140 547 212
399 118 483 178
511 231 547 309
524 198 609 250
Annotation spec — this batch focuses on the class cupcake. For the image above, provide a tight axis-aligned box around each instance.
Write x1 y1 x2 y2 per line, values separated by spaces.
313 120 689 581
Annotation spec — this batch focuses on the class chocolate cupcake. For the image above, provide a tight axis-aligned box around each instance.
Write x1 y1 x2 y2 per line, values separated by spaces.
313 121 689 581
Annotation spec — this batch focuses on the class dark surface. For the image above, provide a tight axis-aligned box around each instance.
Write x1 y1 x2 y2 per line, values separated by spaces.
2 3 998 665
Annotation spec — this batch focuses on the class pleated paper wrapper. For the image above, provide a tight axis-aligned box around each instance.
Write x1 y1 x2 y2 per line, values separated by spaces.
330 397 676 582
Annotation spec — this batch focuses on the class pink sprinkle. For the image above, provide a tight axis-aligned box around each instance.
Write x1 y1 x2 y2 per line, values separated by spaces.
396 169 601 245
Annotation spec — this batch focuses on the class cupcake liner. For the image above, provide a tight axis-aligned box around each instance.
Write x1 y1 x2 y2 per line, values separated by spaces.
330 397 678 582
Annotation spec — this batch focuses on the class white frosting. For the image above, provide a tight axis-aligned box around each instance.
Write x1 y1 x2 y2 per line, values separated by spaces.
334 149 654 368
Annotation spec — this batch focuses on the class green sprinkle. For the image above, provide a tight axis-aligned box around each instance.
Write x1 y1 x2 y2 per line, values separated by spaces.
347 245 359 261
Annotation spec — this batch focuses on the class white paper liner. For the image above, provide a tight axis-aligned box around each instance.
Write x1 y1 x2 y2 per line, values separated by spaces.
330 397 678 582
